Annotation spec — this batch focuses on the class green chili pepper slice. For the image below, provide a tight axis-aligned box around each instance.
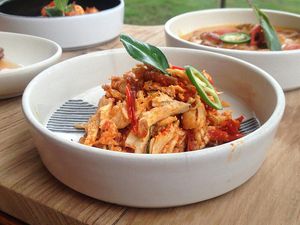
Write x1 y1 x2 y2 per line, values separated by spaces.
220 32 251 44
185 66 223 110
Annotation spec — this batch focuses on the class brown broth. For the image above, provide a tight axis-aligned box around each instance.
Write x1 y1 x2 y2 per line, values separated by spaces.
181 24 300 51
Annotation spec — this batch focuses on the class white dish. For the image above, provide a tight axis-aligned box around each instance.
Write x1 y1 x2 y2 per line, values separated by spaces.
22 48 285 207
165 8 300 91
0 0 124 50
0 31 61 99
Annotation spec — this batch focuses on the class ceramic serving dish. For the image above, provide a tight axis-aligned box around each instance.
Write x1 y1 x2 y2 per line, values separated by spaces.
0 0 124 50
165 8 300 91
0 31 61 99
22 48 285 207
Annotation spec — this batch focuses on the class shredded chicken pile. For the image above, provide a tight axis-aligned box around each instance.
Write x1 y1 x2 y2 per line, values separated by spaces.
78 64 243 153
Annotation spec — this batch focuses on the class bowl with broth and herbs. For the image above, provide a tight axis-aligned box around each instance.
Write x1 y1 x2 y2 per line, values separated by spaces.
165 8 300 91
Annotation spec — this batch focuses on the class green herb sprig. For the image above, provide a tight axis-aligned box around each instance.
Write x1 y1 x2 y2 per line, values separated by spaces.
247 0 282 51
45 0 73 17
120 34 170 74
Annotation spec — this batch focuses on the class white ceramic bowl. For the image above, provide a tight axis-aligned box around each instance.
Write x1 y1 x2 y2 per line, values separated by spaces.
0 0 124 50
165 8 300 91
0 32 61 99
22 48 285 207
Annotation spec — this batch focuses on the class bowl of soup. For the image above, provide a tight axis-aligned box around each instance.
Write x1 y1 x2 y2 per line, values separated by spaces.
0 0 124 50
165 8 300 91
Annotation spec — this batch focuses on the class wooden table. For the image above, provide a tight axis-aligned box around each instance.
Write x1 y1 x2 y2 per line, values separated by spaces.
0 25 299 225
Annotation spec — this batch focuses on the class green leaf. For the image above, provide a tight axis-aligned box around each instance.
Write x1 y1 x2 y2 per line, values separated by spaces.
250 3 282 51
45 7 64 17
53 0 69 12
64 4 73 13
120 34 170 74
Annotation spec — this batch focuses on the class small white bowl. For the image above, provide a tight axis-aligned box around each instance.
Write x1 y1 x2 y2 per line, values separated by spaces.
165 8 300 91
0 0 124 50
22 48 285 207
0 32 61 99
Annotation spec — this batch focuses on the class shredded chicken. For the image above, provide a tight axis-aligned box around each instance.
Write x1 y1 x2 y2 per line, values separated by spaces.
149 120 186 154
182 97 206 129
81 110 101 146
137 93 190 137
79 64 243 153
125 129 151 153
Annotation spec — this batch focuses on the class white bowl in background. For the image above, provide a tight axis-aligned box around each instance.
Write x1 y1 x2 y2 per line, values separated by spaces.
0 0 124 50
0 32 61 99
22 48 285 207
165 8 300 91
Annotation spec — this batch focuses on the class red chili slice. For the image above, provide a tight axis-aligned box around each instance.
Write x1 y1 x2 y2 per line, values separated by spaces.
208 128 230 143
227 133 244 142
41 1 56 16
171 65 185 70
209 128 243 143
209 116 244 143
250 25 265 47
125 83 138 134
221 119 239 135
186 130 195 151
200 32 221 45
235 115 245 123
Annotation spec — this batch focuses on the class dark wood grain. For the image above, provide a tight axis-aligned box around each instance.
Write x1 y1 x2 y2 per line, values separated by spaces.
0 211 27 225
0 25 299 225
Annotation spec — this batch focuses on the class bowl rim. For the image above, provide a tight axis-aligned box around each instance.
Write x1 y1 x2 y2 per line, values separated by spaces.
165 8 300 55
0 0 124 20
22 47 285 160
0 31 62 76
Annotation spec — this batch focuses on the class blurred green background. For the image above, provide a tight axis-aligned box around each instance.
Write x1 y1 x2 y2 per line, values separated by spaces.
124 0 300 25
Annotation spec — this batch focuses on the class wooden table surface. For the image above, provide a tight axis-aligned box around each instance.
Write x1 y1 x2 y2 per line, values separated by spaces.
0 25 299 225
